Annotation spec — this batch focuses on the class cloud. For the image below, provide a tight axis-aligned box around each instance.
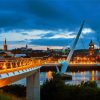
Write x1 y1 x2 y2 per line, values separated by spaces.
94 44 99 49
0 28 97 49
0 29 75 41
0 29 78 41
49 33 76 39
41 33 55 38
0 29 53 41
82 28 95 34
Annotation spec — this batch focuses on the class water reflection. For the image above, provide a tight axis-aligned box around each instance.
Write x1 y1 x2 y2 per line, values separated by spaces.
69 70 100 81
66 70 100 86
90 70 95 81
14 70 100 87
46 71 52 80
42 70 100 83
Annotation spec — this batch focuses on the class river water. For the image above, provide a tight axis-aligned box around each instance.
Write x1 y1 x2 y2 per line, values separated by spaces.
66 70 100 87
14 70 100 87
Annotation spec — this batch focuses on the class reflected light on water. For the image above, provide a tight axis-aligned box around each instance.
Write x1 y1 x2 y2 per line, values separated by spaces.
81 71 86 81
72 72 75 76
46 71 52 80
90 70 95 81
70 70 100 82
95 70 98 80
96 70 98 75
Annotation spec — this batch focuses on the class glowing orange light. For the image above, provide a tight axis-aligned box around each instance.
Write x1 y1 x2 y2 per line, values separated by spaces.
46 71 52 80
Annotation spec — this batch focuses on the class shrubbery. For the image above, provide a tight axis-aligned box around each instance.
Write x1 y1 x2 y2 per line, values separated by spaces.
1 84 26 97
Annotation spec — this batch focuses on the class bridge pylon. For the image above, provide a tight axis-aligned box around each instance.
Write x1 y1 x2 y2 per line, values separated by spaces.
61 21 85 73
26 69 40 100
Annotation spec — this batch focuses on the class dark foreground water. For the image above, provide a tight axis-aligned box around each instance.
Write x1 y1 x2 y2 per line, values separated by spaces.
14 70 100 87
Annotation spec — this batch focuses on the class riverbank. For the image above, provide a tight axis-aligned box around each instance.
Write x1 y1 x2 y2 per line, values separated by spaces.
68 65 100 72
0 90 25 100
41 63 100 72
0 84 26 100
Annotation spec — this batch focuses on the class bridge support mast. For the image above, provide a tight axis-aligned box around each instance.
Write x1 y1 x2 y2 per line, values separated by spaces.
61 21 85 73
26 69 40 100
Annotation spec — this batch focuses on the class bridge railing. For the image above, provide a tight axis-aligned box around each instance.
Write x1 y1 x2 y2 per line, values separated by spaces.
0 58 65 74
0 58 44 74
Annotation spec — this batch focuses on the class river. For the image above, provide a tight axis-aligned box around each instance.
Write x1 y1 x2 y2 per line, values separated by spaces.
14 70 100 87
66 70 100 86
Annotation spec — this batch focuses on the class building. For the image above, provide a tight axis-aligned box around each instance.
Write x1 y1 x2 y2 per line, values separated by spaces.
89 40 94 56
71 40 97 63
4 38 8 51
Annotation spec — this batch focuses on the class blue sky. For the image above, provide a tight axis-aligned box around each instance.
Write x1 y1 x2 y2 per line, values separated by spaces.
0 0 100 49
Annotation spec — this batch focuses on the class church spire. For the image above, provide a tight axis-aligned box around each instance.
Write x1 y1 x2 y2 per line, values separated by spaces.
89 40 94 46
5 38 6 45
4 38 8 51
26 44 28 49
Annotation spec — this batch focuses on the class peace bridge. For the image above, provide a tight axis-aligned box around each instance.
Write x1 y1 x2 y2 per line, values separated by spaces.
0 21 87 100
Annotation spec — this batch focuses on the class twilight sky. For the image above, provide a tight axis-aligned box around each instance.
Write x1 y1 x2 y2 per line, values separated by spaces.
0 0 100 49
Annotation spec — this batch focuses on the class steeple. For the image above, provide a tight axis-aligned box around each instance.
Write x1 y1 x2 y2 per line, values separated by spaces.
5 38 6 45
4 38 8 51
89 40 94 46
26 44 28 49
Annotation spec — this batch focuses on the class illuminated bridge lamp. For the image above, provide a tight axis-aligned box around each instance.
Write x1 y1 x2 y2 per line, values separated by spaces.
30 60 33 65
15 62 18 67
3 63 6 69
10 62 13 69
21 61 23 67
20 61 22 67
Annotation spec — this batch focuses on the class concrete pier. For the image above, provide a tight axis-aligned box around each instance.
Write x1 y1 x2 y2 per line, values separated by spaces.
26 69 40 100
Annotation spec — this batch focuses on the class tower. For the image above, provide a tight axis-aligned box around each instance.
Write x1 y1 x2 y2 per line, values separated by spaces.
4 38 8 51
89 40 94 56
26 44 28 49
